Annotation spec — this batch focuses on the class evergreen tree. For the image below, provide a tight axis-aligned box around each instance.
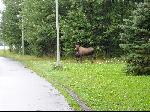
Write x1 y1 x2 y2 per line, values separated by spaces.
120 2 150 75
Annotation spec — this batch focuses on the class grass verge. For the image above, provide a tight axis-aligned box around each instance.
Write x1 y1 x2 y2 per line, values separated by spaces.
0 50 150 111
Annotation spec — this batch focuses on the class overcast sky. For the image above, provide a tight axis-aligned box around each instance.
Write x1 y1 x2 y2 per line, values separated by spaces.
0 0 5 11
0 0 5 21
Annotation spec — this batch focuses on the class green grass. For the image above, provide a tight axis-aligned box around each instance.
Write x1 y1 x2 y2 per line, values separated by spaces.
0 50 150 111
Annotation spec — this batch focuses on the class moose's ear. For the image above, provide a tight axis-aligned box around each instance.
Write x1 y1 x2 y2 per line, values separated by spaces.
76 41 80 46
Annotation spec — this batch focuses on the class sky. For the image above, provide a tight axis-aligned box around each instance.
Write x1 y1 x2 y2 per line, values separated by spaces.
0 0 5 21
0 0 5 11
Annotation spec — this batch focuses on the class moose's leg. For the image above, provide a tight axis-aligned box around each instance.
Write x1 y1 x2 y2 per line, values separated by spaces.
80 56 83 63
90 53 96 63
75 52 79 63
87 55 92 63
76 57 79 63
90 55 94 63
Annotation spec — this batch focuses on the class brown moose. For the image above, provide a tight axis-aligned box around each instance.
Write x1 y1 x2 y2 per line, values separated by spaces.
75 44 95 63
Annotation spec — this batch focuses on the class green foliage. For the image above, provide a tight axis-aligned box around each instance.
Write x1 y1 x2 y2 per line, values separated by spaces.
61 0 138 57
0 0 147 59
21 0 56 56
1 0 22 53
61 9 92 56
120 3 150 75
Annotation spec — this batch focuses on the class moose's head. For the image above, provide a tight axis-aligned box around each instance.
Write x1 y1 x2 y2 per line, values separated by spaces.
75 44 80 51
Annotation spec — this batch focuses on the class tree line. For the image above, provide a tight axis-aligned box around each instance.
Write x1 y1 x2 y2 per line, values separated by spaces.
0 0 149 75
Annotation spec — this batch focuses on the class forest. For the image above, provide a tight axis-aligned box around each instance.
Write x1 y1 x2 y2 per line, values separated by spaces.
0 0 150 75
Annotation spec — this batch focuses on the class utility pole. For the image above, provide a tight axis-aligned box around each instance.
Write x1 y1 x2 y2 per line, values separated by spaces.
55 0 61 66
22 13 24 55
3 41 5 52
2 33 6 52
21 0 25 55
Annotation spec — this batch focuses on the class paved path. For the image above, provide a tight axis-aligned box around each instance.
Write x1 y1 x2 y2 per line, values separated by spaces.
0 57 73 111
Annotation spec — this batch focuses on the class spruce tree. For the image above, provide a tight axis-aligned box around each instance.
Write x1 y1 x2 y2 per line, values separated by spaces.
120 2 150 75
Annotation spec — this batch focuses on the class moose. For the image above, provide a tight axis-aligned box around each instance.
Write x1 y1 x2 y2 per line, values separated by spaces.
75 44 95 63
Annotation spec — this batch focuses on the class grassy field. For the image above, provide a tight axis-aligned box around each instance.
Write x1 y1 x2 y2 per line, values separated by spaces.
0 51 150 111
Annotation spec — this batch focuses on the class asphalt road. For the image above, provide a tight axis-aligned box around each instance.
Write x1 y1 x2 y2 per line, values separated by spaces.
0 57 73 111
